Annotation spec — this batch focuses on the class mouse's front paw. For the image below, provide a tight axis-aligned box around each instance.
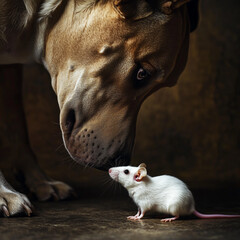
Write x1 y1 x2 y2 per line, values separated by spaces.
0 190 32 217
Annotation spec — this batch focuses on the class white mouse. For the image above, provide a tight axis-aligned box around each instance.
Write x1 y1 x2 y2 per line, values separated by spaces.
109 163 240 222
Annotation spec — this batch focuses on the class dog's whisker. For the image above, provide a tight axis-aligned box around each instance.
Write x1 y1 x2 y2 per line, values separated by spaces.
55 143 64 152
51 121 60 126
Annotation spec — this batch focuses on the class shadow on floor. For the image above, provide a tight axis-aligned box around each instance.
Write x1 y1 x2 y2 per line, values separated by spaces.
0 189 240 240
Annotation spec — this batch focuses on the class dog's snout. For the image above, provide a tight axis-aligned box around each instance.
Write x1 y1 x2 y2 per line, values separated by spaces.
63 125 131 169
108 169 112 174
60 102 134 170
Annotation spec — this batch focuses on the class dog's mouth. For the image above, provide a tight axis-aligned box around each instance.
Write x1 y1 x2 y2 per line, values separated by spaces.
67 152 130 171
61 117 131 170
95 156 130 171
69 146 130 171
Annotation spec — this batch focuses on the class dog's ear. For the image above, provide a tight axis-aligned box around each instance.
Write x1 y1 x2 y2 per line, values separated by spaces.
187 0 199 32
159 0 191 15
113 0 153 20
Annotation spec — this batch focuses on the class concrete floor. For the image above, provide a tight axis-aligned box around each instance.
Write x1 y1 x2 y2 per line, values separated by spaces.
0 191 240 240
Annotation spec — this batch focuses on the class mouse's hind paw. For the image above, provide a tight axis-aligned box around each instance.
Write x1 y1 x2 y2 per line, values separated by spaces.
161 216 179 222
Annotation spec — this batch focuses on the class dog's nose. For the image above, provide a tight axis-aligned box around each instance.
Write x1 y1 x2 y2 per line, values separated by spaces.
108 169 112 174
63 109 76 137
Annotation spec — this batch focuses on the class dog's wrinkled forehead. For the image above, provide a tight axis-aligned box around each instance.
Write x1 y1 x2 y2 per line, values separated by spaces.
48 1 184 64
46 0 189 67
46 0 188 107
69 3 177 69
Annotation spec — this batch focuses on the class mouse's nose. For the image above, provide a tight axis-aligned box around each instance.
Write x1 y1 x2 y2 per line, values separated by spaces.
108 169 112 174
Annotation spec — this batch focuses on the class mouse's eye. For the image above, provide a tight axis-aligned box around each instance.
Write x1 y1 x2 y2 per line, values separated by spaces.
124 169 129 175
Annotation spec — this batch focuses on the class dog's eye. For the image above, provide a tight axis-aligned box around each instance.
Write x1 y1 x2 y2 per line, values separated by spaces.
124 169 129 174
133 66 151 88
137 68 150 81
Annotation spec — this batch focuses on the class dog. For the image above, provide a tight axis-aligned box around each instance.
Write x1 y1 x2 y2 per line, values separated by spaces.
0 0 198 217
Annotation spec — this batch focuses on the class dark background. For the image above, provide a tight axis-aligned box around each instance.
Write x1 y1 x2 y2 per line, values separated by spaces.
1 0 240 193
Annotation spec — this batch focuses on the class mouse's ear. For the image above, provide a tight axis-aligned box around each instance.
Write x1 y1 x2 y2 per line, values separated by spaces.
134 166 147 182
138 163 146 169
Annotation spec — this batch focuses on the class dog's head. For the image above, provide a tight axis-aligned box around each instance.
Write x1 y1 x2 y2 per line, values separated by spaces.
44 0 191 170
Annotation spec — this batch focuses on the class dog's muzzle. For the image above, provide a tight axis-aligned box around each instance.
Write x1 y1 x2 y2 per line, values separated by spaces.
61 109 132 170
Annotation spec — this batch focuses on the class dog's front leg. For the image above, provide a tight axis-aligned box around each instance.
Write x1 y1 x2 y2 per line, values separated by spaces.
0 170 32 217
17 148 75 201
0 65 74 202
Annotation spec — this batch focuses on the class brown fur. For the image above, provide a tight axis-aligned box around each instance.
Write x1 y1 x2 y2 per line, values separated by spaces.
0 0 191 216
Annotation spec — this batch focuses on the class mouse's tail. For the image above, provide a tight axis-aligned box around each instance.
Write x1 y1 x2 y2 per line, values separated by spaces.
193 210 240 219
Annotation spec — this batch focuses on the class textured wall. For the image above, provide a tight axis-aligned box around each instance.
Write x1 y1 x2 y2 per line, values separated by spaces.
1 0 240 191
134 0 240 188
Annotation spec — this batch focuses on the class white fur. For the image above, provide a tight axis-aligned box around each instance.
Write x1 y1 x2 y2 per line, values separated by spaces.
23 0 40 27
38 0 64 21
74 0 96 14
109 166 195 217
0 172 31 216
34 0 65 62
